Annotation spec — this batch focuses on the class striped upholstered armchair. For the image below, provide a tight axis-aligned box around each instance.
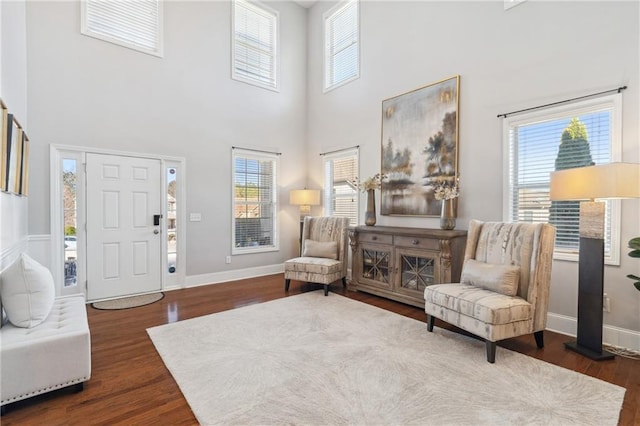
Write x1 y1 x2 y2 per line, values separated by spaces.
284 216 349 296
424 220 556 363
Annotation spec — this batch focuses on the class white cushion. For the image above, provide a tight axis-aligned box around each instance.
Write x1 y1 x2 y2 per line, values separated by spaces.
0 254 55 328
303 239 338 259
460 259 520 297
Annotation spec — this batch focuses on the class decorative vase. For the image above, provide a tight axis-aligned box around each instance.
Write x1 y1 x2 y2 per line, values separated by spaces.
440 198 456 230
365 189 376 226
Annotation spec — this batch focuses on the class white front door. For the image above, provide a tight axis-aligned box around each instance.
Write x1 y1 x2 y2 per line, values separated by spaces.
86 153 162 300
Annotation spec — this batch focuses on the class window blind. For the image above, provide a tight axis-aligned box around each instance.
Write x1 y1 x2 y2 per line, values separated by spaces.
82 0 162 56
324 0 359 91
233 150 278 253
505 95 621 261
233 0 278 90
324 148 359 225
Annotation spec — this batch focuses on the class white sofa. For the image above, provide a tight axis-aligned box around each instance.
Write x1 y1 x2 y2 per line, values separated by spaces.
1 294 91 410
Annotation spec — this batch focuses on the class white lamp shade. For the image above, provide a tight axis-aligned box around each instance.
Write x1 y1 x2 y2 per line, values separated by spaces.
289 189 321 206
549 162 640 201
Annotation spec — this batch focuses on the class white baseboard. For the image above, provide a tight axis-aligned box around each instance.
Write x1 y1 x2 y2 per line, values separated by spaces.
185 264 284 288
547 312 640 351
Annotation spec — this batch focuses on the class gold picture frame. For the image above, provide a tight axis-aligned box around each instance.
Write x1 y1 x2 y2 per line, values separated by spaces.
380 75 460 216
19 132 30 196
6 115 22 194
0 99 8 192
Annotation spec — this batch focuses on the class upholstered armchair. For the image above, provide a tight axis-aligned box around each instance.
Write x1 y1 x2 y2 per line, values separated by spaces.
424 220 556 363
284 216 349 296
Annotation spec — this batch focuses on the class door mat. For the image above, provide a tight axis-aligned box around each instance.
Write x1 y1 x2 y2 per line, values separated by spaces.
92 292 164 310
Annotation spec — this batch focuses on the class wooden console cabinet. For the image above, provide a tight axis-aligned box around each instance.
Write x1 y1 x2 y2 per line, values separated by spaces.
348 226 467 308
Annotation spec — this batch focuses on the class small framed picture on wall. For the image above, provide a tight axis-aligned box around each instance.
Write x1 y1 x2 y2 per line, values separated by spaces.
7 116 23 194
1 100 8 192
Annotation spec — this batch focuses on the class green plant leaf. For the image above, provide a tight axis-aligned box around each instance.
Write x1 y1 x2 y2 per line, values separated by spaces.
628 274 640 281
629 249 640 258
629 237 640 250
635 282 640 292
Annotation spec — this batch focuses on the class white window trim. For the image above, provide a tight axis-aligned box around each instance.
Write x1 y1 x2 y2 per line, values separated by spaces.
323 147 360 223
323 0 360 93
502 93 623 265
80 0 164 58
231 148 280 255
231 0 280 92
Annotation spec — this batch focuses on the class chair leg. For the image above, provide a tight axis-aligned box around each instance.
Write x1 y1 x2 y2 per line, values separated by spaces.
324 284 329 296
285 279 290 292
427 315 435 332
534 330 544 348
342 277 347 287
486 340 496 363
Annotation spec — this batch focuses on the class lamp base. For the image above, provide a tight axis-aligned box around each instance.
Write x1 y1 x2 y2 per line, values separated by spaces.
564 341 615 361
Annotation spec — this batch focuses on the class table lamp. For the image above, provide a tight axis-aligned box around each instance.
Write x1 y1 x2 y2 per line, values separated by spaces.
550 162 640 360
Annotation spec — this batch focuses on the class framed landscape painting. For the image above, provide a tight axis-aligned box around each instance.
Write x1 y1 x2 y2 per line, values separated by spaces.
380 75 459 216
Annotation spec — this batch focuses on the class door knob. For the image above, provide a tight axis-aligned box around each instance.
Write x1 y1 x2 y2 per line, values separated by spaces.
153 229 160 234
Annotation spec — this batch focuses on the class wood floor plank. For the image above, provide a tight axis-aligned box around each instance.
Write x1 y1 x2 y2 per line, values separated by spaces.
1 274 637 424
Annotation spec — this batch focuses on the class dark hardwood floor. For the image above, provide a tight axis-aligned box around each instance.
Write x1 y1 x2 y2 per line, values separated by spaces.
2 274 638 425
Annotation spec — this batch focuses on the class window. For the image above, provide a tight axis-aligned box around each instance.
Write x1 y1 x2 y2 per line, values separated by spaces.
323 148 359 225
62 158 78 288
323 0 359 92
504 93 622 264
167 166 178 274
232 0 279 91
232 149 279 254
81 0 163 57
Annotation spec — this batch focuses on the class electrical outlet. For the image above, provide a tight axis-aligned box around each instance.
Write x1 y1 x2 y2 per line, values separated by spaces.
190 213 202 222
225 256 231 264
603 293 611 313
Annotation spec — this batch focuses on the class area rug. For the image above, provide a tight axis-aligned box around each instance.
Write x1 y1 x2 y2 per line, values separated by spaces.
92 292 164 310
147 292 625 425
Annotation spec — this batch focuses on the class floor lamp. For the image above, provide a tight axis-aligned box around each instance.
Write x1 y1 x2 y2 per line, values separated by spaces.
290 189 321 254
550 163 640 360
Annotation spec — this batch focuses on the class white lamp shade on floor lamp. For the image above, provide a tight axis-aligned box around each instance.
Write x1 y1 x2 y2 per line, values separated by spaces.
550 162 640 201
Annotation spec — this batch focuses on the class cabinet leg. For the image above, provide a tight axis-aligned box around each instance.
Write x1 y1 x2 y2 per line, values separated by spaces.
341 277 347 287
285 279 290 291
324 284 329 296
427 315 435 332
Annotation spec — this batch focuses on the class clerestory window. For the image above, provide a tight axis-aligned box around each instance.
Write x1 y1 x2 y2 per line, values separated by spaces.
232 0 279 91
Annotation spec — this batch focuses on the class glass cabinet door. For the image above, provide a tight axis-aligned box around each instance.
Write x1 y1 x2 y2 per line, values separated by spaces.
396 249 439 297
359 245 392 289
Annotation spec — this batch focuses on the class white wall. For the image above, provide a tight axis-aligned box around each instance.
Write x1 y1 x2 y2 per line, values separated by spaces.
25 1 308 279
306 1 640 337
0 0 29 270
17 0 640 343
